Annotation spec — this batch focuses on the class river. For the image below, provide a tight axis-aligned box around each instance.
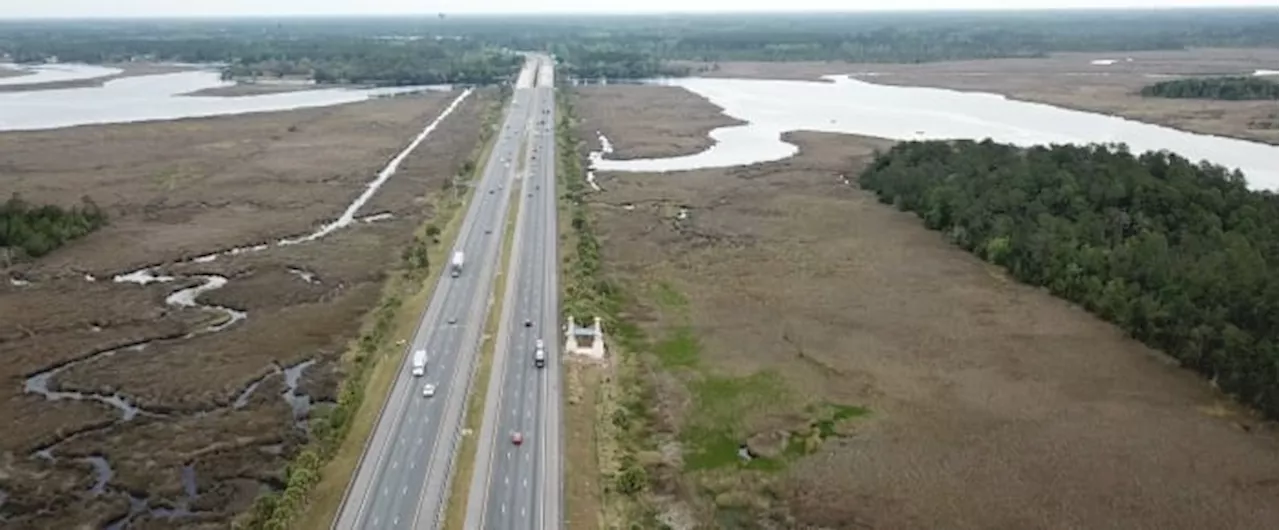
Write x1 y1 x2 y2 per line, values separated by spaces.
0 62 123 86
590 75 1279 191
0 68 449 131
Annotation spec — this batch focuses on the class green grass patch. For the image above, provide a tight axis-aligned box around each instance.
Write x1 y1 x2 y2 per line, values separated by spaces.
652 281 687 310
682 372 790 471
653 326 700 369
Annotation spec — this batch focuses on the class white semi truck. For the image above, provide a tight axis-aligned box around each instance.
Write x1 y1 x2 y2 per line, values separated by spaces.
450 250 465 277
411 349 427 377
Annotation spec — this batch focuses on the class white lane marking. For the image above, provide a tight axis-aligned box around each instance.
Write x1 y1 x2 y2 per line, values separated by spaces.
506 450 512 460
373 516 380 527
523 478 528 488
399 436 405 444
416 437 423 445
526 453 531 462
393 516 400 526
402 486 408 496
410 459 416 470
392 460 399 470
502 504 507 514
383 486 388 496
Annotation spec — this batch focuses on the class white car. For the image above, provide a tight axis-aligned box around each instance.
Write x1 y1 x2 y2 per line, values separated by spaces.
422 384 436 397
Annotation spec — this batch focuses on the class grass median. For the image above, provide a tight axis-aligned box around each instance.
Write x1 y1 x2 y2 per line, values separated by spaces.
442 172 525 530
267 90 504 530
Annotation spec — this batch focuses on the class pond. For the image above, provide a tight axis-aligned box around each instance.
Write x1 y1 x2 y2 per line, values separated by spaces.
0 69 449 131
591 76 1279 191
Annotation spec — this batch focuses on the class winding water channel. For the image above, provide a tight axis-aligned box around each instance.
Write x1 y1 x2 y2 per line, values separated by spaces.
12 87 475 526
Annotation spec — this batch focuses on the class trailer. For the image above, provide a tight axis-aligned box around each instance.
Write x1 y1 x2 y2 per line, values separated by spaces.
411 349 427 377
450 250 465 278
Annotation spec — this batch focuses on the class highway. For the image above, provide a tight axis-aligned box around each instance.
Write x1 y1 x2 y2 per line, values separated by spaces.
332 55 543 530
463 55 563 530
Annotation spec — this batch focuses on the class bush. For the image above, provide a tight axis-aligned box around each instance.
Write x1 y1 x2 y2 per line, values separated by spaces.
0 193 107 262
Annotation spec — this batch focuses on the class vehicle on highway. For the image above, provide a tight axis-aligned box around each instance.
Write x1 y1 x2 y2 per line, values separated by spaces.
485 228 492 234
523 318 532 328
450 250 465 278
534 339 546 368
411 349 427 377
511 432 524 445
422 383 436 397
447 316 457 325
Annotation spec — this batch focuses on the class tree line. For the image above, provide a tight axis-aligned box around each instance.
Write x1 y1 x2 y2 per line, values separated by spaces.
1 194 107 261
507 9 1276 78
0 23 522 86
859 140 1278 418
219 40 522 86
1140 76 1279 101
2 10 1273 82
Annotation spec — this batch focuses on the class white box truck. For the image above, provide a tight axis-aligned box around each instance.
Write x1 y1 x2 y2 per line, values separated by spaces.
411 349 427 377
450 251 465 278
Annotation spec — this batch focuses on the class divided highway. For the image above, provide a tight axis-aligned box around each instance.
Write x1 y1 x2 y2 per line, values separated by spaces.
332 56 544 530
464 55 562 530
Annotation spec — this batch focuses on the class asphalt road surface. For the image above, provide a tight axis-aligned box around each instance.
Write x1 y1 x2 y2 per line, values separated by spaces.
332 56 543 530
464 54 563 530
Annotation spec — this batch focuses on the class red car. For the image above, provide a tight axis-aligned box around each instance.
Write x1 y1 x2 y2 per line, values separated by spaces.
511 432 524 445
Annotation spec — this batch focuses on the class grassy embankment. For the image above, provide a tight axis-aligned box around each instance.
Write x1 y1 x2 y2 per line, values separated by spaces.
233 88 507 530
442 140 528 530
553 88 660 527
555 88 872 528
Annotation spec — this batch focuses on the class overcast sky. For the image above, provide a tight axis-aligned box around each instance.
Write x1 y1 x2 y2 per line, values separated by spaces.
0 0 1274 18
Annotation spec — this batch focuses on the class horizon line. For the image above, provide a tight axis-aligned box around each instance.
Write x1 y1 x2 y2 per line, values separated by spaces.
0 5 1275 21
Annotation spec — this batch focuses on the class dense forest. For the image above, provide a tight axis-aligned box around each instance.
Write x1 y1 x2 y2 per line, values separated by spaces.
1 9 1274 81
502 9 1278 78
217 39 522 86
859 140 1278 418
1140 76 1279 101
0 194 107 261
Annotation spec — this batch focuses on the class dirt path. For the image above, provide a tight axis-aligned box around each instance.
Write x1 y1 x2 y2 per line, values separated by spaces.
572 84 1277 530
